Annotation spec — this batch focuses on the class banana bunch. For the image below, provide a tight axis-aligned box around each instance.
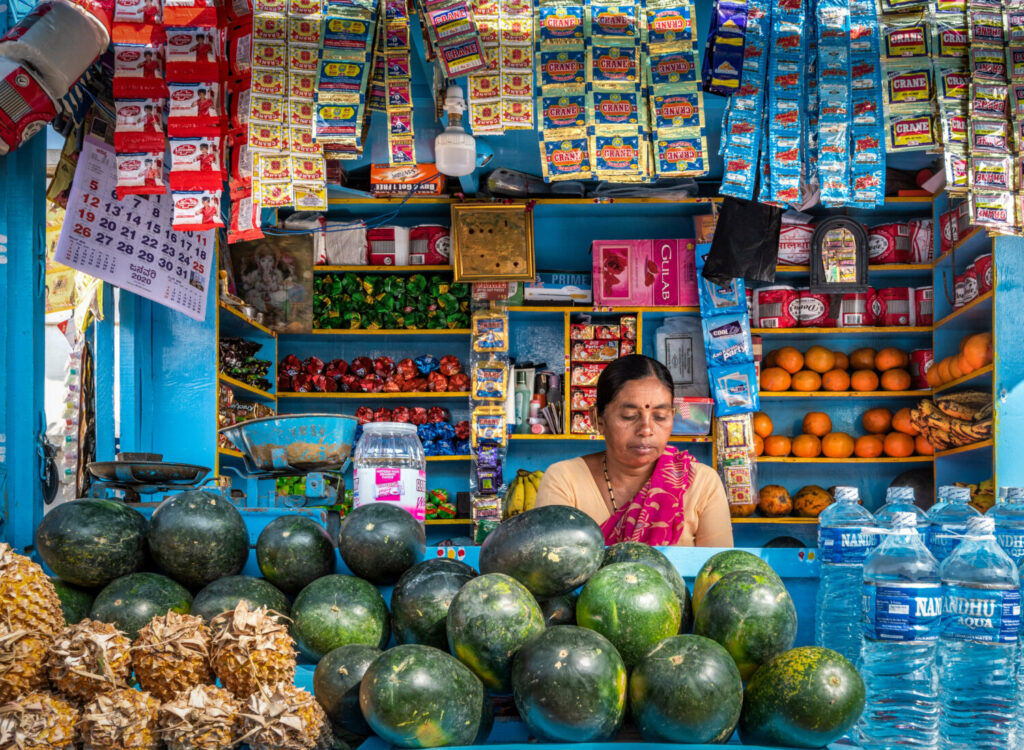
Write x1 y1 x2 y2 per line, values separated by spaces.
912 392 993 452
505 469 543 519
956 478 996 514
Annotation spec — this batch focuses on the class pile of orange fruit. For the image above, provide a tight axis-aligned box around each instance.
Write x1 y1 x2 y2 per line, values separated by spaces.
752 405 931 459
925 332 993 387
760 345 915 393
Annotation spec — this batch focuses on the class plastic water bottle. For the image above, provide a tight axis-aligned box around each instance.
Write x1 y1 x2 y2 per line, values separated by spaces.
874 485 927 529
992 487 1024 567
816 486 876 667
939 515 1020 748
859 511 941 749
926 485 980 563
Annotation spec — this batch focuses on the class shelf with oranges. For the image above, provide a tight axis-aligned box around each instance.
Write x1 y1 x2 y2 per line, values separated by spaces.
759 344 924 396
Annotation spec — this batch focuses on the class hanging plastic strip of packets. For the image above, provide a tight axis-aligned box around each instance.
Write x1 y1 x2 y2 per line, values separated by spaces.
469 304 511 525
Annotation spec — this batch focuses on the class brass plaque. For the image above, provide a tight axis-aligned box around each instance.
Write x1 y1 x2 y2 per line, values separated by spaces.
451 204 536 282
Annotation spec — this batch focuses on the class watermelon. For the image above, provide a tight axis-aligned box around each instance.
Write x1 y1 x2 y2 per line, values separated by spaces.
693 570 797 680
313 644 380 740
147 490 249 589
539 593 577 626
35 499 147 588
478 506 604 599
360 644 493 748
50 578 95 625
256 515 336 594
90 572 192 639
576 562 680 669
692 549 782 612
338 504 425 585
291 574 389 661
391 558 477 651
446 573 545 692
739 646 865 748
629 634 743 743
602 541 693 633
511 625 626 742
191 575 290 621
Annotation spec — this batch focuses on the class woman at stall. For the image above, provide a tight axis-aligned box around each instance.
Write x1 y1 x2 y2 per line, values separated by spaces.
536 354 734 547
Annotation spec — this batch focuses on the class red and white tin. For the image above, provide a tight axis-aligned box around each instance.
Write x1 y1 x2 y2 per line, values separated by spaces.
876 287 915 326
837 290 877 328
755 285 799 328
777 224 814 266
796 288 836 328
909 348 933 389
973 253 993 295
867 223 910 264
914 286 933 326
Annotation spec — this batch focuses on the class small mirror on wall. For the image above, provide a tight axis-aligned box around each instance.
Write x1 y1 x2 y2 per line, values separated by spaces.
809 217 869 293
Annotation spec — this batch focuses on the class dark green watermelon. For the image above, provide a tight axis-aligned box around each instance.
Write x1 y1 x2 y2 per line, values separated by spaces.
602 541 693 633
511 625 626 742
256 515 336 594
446 573 545 692
539 593 577 626
478 506 604 599
629 634 743 743
693 570 797 681
360 644 493 748
764 536 806 549
739 646 865 748
191 575 290 621
576 562 680 669
313 644 381 740
49 578 95 624
147 490 249 589
90 572 192 639
291 574 389 661
392 558 477 650
338 504 425 585
35 499 147 588
692 550 782 612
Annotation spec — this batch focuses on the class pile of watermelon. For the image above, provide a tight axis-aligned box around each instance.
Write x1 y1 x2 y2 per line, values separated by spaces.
34 496 864 748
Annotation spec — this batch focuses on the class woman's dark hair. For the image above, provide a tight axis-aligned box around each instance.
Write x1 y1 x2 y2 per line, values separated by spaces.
595 355 674 416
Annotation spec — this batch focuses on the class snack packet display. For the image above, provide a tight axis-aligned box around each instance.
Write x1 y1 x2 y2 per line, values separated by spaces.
715 413 758 515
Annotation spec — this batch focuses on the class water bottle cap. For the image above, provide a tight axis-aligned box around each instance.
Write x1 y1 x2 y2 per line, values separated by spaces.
891 511 918 529
965 515 996 537
886 486 914 502
939 486 971 503
834 486 858 501
1000 487 1024 501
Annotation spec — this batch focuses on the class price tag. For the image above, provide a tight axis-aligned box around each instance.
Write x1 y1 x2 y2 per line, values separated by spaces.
54 137 214 322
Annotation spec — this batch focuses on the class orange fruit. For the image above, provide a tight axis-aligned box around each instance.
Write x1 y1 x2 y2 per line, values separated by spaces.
791 370 823 392
764 435 792 457
961 332 993 370
792 434 823 458
936 357 954 384
760 367 792 392
915 434 934 456
948 356 964 380
764 349 780 368
849 348 877 371
875 347 909 371
854 435 884 458
821 432 855 458
883 431 915 457
821 369 851 392
957 353 973 377
805 345 837 374
802 411 832 437
880 368 912 391
832 351 849 371
925 363 941 388
776 346 805 375
753 412 774 439
892 407 919 436
754 434 765 456
850 370 880 392
862 407 893 434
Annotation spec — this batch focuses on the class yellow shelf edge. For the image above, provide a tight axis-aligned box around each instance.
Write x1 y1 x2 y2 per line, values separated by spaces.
314 265 454 273
278 391 466 399
507 434 711 442
775 264 932 274
934 227 988 267
934 290 994 329
424 519 472 525
218 374 275 401
506 306 699 313
935 438 994 458
425 455 473 462
759 390 930 398
295 329 472 336
731 517 819 524
325 196 722 207
757 456 933 464
932 364 994 394
753 327 932 334
218 301 276 337
218 447 244 458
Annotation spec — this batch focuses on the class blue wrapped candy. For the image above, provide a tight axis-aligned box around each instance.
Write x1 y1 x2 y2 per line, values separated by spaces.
455 439 470 455
415 354 440 375
435 421 456 440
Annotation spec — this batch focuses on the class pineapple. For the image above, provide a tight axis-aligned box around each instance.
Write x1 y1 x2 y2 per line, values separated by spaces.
79 687 161 750
159 684 242 750
209 602 296 699
0 621 51 702
133 612 214 701
0 691 79 749
0 544 65 639
48 619 131 702
239 682 335 750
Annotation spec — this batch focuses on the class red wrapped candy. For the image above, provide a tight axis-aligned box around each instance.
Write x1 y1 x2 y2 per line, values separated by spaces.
382 377 403 393
340 374 360 392
427 372 449 392
438 355 461 377
304 356 325 376
292 374 313 392
397 358 418 379
427 406 450 423
321 376 338 392
402 377 428 392
278 375 293 392
310 374 329 392
325 359 349 380
373 407 393 422
392 406 411 422
448 373 470 392
355 406 374 424
360 375 383 392
351 356 374 378
454 420 470 440
374 356 396 378
410 407 429 425
280 355 302 377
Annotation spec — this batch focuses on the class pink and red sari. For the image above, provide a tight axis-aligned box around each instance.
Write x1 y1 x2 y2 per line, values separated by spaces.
600 446 695 546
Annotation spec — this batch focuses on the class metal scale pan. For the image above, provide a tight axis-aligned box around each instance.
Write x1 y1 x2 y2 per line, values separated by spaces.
87 453 212 502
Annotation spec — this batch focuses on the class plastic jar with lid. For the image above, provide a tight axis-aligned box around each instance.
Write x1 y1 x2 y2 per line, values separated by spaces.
352 422 426 521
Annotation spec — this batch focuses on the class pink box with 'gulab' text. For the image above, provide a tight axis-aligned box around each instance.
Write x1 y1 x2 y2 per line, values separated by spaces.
592 239 698 307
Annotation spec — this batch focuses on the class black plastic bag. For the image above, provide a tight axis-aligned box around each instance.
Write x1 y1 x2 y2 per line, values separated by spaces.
702 196 783 286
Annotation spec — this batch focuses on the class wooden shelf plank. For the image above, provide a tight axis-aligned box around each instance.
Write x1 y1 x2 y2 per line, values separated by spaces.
218 374 275 401
218 301 276 336
753 326 932 335
935 439 994 459
934 290 993 329
424 519 472 525
933 364 994 394
278 391 466 399
759 390 930 399
313 265 454 273
425 455 472 462
933 227 989 267
218 447 244 458
289 329 472 336
757 456 933 464
731 517 819 524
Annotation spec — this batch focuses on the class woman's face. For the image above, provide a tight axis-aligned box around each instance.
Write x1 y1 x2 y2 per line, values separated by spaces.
595 375 674 468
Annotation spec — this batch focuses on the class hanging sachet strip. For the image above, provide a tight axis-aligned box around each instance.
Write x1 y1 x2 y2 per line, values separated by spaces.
381 0 415 165
846 0 884 206
816 0 851 205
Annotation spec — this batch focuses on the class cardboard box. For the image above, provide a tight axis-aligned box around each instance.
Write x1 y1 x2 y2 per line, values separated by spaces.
523 273 592 304
370 163 447 197
592 239 698 307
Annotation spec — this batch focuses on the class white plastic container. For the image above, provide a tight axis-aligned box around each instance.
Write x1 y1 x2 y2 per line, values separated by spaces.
353 422 426 521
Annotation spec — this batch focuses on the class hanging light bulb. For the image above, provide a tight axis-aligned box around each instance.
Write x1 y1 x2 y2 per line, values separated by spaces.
434 84 476 177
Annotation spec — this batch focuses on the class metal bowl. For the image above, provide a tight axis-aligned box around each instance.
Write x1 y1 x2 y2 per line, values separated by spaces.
218 414 359 473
